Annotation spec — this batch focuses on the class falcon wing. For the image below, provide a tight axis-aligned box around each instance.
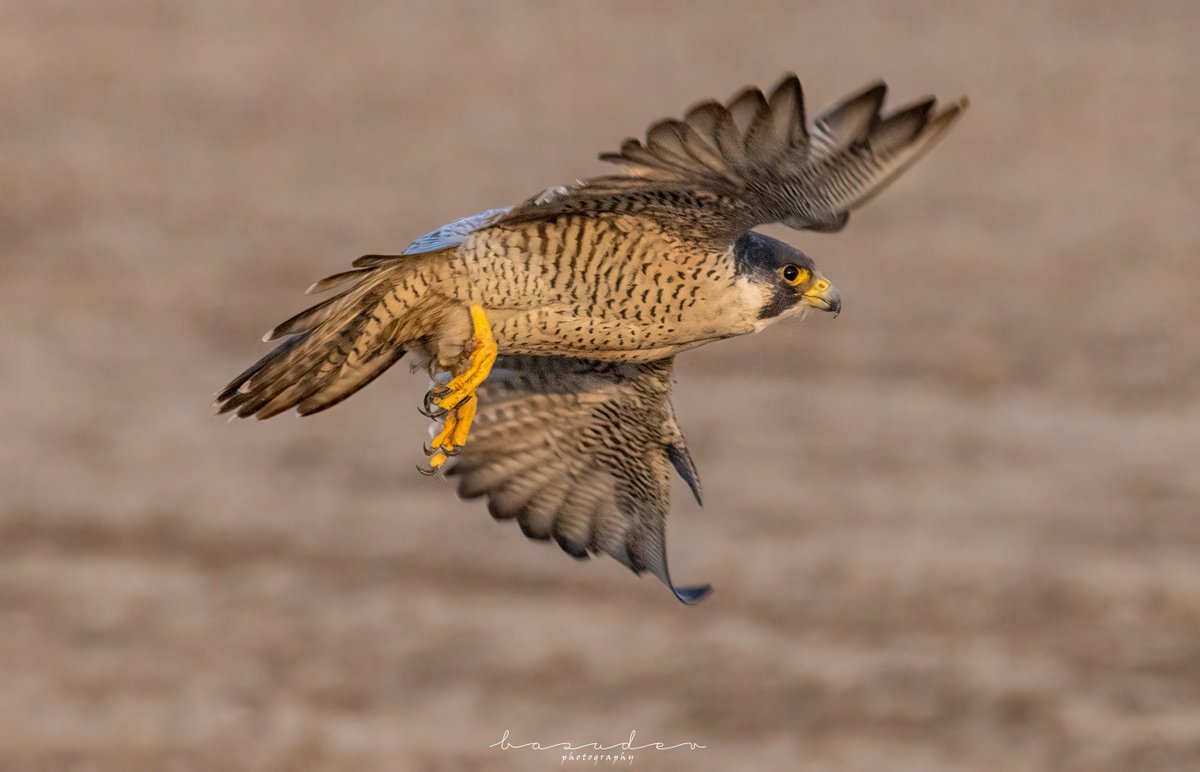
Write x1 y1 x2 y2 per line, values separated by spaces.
445 355 711 604
499 75 966 241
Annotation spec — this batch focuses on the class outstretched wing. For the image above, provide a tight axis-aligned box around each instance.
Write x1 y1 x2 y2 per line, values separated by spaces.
499 75 966 241
445 356 710 604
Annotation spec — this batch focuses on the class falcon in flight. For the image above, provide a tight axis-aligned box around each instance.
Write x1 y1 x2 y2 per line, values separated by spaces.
218 74 966 603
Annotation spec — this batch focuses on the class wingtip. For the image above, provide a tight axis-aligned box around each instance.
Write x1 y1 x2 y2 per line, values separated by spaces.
850 80 889 108
672 583 714 605
771 71 801 92
925 97 969 135
939 96 970 121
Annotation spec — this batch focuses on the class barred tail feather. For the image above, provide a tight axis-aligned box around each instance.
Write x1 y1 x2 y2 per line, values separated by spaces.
216 261 436 419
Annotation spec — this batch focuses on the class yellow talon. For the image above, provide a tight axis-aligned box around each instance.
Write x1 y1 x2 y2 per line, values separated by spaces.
422 306 495 472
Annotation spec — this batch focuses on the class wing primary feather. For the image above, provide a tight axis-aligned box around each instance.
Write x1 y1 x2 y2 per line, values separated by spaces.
499 76 966 239
554 532 590 560
768 73 808 148
674 121 736 181
742 88 786 163
645 121 700 170
870 97 936 156
835 97 968 212
810 81 887 158
727 87 768 135
666 443 703 506
686 100 749 172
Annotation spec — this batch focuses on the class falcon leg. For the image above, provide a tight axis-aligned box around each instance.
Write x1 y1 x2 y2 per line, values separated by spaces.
436 305 497 408
418 305 495 475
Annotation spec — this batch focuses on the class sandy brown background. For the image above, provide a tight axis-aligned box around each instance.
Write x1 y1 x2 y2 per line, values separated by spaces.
3 1 1198 770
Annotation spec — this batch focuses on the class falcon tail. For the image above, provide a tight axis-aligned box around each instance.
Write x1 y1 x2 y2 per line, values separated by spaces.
216 257 440 419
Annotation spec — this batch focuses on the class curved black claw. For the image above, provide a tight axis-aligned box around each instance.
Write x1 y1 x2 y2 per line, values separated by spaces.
418 390 449 419
441 445 463 457
416 463 440 477
421 443 436 457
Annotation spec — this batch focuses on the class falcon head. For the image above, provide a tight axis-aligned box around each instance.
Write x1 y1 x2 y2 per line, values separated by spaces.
734 231 841 320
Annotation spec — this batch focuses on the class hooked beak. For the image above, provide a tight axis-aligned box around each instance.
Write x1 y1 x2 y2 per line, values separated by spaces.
802 278 842 317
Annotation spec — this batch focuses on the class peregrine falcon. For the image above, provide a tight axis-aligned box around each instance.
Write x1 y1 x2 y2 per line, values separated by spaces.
218 74 966 603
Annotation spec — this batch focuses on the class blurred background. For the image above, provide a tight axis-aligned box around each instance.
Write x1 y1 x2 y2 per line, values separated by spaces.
2 1 1198 769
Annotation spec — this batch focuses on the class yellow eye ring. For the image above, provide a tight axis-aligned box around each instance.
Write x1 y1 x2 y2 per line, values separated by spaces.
779 264 809 286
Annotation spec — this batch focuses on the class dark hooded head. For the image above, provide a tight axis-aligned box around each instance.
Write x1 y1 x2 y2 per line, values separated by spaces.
732 231 841 319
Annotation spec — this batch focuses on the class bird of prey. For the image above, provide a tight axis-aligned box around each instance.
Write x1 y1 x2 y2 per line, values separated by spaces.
218 74 966 604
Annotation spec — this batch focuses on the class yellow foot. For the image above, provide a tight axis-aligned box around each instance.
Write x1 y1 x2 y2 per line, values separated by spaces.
418 305 495 475
424 394 477 472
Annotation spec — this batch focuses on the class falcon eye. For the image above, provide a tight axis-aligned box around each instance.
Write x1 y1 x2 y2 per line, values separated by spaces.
779 264 808 285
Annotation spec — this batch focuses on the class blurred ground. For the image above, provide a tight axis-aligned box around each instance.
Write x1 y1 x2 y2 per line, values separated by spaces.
2 1 1199 770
